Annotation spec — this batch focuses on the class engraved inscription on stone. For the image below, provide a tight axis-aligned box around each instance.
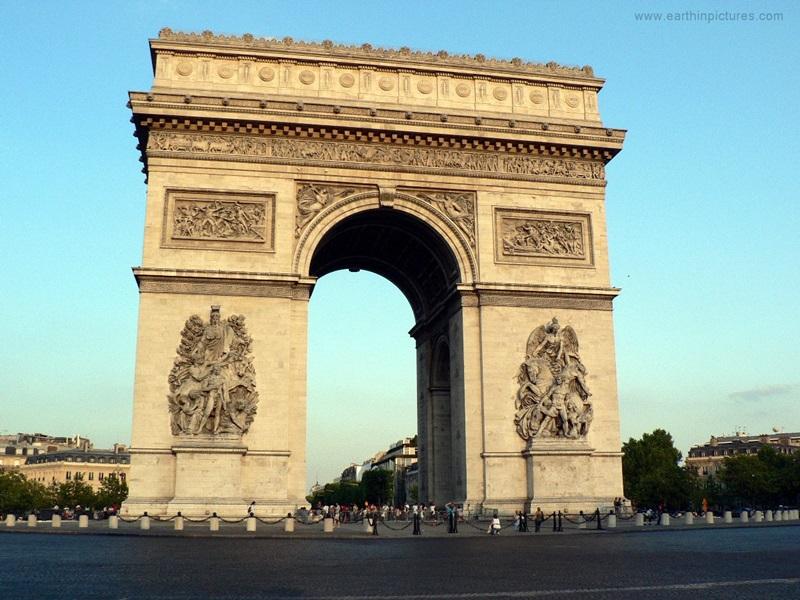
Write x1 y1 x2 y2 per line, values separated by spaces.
168 306 259 437
173 198 267 242
148 131 605 184
162 189 275 252
494 209 593 266
514 317 593 442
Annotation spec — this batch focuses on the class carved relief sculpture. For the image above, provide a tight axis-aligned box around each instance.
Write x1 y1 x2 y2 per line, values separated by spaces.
295 183 360 236
148 132 605 184
168 306 259 436
173 199 267 242
411 190 476 247
502 218 584 258
514 318 593 441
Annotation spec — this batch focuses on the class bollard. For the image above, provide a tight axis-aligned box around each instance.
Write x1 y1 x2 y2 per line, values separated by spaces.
765 510 773 522
364 517 372 533
79 515 89 528
595 509 603 530
557 511 563 532
28 514 37 528
740 511 749 524
607 514 617 529
754 511 763 523
793 510 799 520
661 514 670 526
635 513 644 527
775 510 783 522
323 517 334 533
705 512 714 524
284 515 295 533
5 514 15 528
175 515 184 531
108 515 118 529
552 512 557 532
140 513 151 530
210 514 220 532
723 511 733 523
684 512 694 526
578 512 586 529
52 514 62 528
246 516 257 532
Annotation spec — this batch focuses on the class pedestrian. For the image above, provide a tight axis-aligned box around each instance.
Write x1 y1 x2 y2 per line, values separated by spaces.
534 506 544 532
371 505 379 536
489 512 501 535
519 510 528 532
412 505 421 535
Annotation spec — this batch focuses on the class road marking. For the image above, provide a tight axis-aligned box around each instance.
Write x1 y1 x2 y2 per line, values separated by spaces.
135 578 800 599
263 578 800 600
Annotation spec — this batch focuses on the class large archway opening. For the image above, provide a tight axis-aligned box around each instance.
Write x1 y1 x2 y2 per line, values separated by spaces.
307 207 466 505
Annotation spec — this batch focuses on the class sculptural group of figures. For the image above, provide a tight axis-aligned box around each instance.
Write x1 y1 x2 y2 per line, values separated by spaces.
514 317 593 441
173 200 266 241
502 220 584 257
168 306 259 436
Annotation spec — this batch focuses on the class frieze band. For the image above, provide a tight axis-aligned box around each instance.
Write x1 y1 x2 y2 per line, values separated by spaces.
147 131 605 185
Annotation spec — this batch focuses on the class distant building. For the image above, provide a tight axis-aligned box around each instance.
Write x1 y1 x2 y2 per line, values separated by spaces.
0 433 93 471
21 446 130 491
371 437 418 505
687 431 800 478
340 459 372 483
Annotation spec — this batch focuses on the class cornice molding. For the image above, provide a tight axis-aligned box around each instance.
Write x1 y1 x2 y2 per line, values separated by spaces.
154 28 600 83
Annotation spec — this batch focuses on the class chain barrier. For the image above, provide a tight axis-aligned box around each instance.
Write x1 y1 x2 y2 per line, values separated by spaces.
255 516 286 525
217 516 249 524
117 515 145 523
294 518 324 526
561 514 584 525
379 519 413 531
616 512 637 521
182 515 213 523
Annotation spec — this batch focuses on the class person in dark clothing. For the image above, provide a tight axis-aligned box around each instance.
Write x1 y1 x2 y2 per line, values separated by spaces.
412 506 421 535
534 507 544 532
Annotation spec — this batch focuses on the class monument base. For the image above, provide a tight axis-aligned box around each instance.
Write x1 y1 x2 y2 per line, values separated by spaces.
122 438 302 518
480 439 622 516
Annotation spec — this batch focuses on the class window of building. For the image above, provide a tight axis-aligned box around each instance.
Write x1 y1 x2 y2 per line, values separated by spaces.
66 471 72 480
120 473 126 481
99 472 105 481
88 472 94 481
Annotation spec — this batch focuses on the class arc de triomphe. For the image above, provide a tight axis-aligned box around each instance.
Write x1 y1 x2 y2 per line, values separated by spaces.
122 29 626 517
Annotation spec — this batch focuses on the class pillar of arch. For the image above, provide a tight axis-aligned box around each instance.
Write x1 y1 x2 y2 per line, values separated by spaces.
123 29 626 517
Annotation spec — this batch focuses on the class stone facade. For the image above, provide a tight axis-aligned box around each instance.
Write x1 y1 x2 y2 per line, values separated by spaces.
123 29 626 517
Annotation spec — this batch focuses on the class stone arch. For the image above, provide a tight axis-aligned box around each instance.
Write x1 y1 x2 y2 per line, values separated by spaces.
293 189 478 293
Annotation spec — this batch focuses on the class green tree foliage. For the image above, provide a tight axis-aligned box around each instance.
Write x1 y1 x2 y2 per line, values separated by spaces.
622 429 698 510
54 479 96 509
718 446 800 508
0 472 55 513
95 474 128 509
307 482 365 507
361 469 394 505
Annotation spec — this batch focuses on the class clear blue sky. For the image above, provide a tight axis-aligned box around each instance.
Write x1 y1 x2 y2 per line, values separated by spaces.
1 1 798 488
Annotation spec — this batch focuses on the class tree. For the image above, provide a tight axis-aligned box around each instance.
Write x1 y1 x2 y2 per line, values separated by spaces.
96 474 128 509
55 480 96 509
622 429 698 510
0 472 55 514
361 469 394 505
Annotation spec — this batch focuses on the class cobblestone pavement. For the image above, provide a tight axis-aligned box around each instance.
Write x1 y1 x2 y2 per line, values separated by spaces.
1 520 799 599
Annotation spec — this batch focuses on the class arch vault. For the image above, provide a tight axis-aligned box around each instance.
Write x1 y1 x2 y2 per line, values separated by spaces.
123 29 626 517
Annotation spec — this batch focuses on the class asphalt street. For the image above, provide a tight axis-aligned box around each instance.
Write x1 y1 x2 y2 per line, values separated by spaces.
1 525 798 599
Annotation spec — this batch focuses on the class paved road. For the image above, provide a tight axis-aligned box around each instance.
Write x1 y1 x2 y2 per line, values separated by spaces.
1 526 798 599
